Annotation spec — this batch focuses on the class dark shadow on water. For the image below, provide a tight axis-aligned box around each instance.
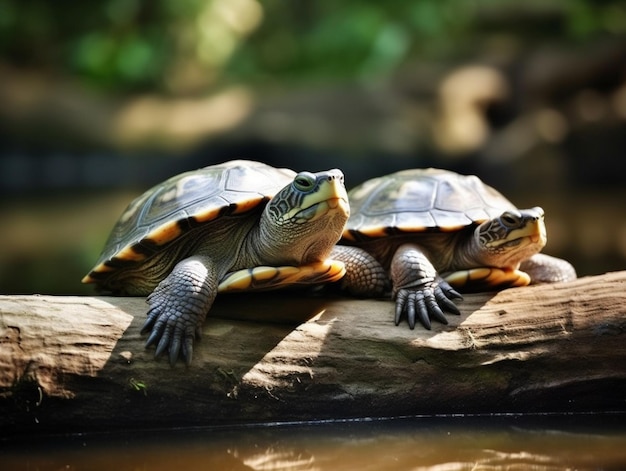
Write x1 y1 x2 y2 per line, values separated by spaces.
2 413 626 470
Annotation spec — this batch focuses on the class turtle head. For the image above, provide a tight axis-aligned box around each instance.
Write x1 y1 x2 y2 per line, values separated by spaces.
259 169 350 264
474 206 547 268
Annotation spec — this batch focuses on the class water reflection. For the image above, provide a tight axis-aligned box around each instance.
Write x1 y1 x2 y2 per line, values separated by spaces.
2 415 626 470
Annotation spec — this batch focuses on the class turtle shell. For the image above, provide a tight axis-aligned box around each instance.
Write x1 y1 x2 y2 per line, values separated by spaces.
83 160 296 282
343 168 517 242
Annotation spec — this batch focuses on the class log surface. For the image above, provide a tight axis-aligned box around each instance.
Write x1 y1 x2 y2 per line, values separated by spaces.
1 271 626 435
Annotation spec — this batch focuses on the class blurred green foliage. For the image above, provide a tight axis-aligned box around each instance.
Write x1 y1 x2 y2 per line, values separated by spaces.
1 0 625 93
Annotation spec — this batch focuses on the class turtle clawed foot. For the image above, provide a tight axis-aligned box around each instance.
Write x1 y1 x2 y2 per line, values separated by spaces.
144 322 197 366
394 278 463 330
142 303 201 367
140 260 216 366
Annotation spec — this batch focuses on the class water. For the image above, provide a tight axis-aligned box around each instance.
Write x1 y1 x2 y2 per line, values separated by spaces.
2 413 626 470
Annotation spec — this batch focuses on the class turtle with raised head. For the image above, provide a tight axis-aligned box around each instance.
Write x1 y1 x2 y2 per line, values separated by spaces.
331 167 576 329
83 160 349 365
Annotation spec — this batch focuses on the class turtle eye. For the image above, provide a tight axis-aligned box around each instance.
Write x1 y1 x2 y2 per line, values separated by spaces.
501 211 520 227
294 172 316 192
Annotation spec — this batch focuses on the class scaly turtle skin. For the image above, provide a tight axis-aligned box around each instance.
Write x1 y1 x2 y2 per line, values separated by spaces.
83 160 349 365
331 167 576 329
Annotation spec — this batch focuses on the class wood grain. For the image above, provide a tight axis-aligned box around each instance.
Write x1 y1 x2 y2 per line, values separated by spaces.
1 271 625 435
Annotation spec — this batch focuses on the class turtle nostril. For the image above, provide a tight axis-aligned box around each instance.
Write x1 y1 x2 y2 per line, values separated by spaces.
327 172 343 182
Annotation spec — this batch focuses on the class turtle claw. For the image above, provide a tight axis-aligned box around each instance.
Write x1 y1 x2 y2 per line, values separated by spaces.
144 316 165 347
173 326 196 366
444 284 464 300
436 281 463 316
168 332 182 366
141 313 157 335
412 300 432 331
183 339 194 367
417 312 431 330
435 291 462 316
394 277 461 329
425 290 449 325
155 333 170 359
394 301 402 327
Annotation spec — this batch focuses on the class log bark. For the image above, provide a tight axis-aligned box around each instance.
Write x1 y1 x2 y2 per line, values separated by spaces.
1 271 626 435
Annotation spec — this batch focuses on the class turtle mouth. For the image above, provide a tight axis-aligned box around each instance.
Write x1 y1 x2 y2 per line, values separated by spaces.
328 196 350 212
497 234 536 249
294 196 350 222
489 221 546 250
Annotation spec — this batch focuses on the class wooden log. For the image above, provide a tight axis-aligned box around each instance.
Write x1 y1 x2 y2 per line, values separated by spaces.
1 271 626 435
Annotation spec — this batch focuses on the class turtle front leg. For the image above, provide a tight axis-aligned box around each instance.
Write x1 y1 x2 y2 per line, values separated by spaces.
141 255 218 366
391 243 462 330
520 253 577 284
329 245 389 296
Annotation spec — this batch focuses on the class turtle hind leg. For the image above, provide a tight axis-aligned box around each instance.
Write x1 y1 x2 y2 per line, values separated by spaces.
142 255 218 366
444 267 531 292
519 253 577 284
218 259 346 293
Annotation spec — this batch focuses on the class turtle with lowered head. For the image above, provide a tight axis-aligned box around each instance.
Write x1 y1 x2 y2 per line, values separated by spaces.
331 167 577 330
83 160 350 365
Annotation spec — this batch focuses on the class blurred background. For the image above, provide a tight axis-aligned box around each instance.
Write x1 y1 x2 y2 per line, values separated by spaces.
0 0 625 295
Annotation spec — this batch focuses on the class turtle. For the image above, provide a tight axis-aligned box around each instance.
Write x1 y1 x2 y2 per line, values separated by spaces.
330 167 577 329
83 159 350 365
